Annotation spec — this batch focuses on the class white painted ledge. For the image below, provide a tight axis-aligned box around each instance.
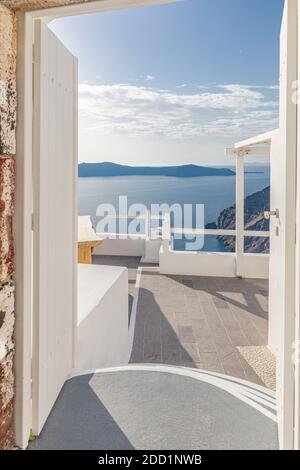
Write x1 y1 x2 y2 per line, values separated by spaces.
159 248 237 277
76 264 129 372
159 248 269 279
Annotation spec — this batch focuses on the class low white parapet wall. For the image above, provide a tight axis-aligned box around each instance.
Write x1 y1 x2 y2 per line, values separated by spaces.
76 264 129 372
142 238 162 263
240 254 269 279
159 248 269 279
93 234 162 263
160 249 237 277
94 235 146 257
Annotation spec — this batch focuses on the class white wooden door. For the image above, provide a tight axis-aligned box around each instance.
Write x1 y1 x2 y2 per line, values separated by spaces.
268 0 297 450
295 0 300 450
32 20 78 435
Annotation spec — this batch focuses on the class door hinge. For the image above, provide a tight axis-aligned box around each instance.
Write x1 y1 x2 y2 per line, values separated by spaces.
31 213 34 231
32 43 35 64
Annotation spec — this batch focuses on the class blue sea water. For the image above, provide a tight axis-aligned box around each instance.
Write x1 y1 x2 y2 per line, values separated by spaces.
78 165 270 252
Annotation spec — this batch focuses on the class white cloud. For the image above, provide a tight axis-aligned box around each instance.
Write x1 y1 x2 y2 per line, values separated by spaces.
78 82 279 141
176 84 188 88
217 83 279 91
145 75 155 81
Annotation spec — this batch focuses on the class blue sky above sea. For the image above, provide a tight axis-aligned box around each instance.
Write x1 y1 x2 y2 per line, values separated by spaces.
50 0 284 166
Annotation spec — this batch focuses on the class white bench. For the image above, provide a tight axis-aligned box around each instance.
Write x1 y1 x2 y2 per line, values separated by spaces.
76 264 129 372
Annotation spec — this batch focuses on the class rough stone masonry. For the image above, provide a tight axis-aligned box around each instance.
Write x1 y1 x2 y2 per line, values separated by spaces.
0 0 96 450
0 3 16 450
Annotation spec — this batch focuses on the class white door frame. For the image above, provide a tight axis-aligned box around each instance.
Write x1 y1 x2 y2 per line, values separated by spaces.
15 0 299 451
276 0 298 450
14 0 181 450
295 0 300 449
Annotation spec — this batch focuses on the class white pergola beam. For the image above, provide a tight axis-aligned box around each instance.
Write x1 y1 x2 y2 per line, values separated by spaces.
234 129 279 150
225 146 271 157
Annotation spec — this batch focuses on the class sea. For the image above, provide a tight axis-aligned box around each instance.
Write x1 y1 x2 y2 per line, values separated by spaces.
78 165 270 253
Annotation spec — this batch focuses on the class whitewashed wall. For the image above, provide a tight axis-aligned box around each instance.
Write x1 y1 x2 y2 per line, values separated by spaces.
159 248 269 279
76 264 129 372
93 235 162 263
94 236 146 257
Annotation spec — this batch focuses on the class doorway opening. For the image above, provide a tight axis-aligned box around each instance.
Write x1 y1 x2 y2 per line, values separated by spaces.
14 0 297 451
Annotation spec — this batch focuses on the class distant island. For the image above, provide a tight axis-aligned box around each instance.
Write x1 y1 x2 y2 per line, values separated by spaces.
78 162 235 178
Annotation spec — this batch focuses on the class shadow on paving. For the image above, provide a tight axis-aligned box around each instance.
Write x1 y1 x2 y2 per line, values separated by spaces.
29 374 134 450
130 271 269 384
131 287 198 367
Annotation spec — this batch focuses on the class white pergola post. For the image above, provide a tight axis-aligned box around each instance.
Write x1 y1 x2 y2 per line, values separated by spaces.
226 131 277 280
236 153 245 277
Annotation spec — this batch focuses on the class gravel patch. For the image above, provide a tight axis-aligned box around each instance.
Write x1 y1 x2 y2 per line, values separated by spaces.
237 346 276 391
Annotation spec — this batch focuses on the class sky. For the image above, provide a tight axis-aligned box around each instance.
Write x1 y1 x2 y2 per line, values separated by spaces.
50 0 284 167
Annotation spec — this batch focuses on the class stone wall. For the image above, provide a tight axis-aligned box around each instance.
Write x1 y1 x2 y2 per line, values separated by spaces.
1 0 90 12
0 0 97 450
0 4 16 450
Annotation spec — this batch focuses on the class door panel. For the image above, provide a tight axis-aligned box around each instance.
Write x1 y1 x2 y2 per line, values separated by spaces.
32 20 78 435
269 0 297 450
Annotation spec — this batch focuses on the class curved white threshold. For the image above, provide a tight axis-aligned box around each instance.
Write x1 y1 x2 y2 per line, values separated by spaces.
69 363 277 422
190 367 276 399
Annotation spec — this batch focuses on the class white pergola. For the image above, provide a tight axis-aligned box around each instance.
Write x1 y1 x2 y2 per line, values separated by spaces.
225 129 278 276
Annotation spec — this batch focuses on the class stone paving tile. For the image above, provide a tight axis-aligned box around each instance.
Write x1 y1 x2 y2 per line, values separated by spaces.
161 328 180 349
162 348 182 363
180 342 200 363
193 327 217 353
213 298 230 309
126 265 270 387
198 353 225 374
213 327 234 350
162 313 178 331
231 306 266 346
143 325 162 362
130 326 144 363
177 326 196 343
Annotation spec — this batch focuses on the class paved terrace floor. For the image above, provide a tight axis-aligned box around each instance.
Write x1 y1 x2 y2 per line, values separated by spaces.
29 256 277 450
94 256 274 389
